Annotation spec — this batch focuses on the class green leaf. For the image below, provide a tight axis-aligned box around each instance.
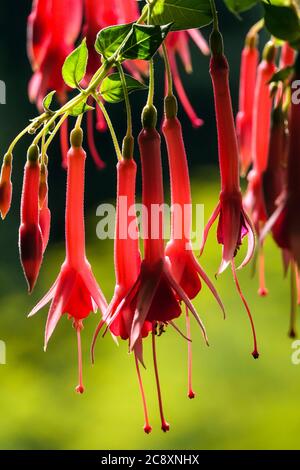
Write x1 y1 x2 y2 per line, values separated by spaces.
268 66 294 84
150 0 213 31
223 0 259 14
100 73 148 103
43 91 56 112
263 3 300 43
69 101 94 117
95 23 133 59
120 23 172 60
62 39 88 89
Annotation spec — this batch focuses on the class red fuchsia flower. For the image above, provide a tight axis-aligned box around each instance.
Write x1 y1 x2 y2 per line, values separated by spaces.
166 31 209 128
262 105 288 260
236 34 259 176
27 0 83 108
251 41 277 176
99 106 208 432
162 94 225 398
243 42 276 296
261 56 300 269
0 152 13 220
92 150 153 433
28 128 107 393
200 29 258 358
39 158 51 253
19 145 44 293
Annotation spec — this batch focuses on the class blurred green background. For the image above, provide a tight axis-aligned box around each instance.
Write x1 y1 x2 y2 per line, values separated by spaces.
0 1 299 451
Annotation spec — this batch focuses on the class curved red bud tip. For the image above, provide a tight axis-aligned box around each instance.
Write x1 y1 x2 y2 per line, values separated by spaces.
144 424 152 435
75 385 85 394
288 329 297 339
161 421 170 433
188 390 196 399
19 224 43 293
258 287 268 297
252 351 259 360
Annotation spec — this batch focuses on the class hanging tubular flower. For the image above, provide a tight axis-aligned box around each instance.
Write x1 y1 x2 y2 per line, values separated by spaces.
0 152 13 220
28 128 107 393
236 34 259 176
101 105 208 432
163 94 224 399
262 105 287 250
261 56 300 268
92 151 152 433
19 145 44 293
201 26 258 358
163 99 224 308
252 41 276 176
39 158 51 253
202 32 255 275
27 0 83 108
166 31 209 128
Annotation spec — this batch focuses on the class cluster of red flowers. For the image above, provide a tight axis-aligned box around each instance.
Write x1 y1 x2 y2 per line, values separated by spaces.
27 0 208 169
1 0 299 433
236 23 300 337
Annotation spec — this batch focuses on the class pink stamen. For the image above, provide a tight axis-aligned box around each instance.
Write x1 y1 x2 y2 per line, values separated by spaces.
60 118 69 169
231 260 259 359
258 243 268 297
87 108 106 170
152 330 170 432
75 320 85 394
135 354 152 434
296 267 300 306
188 29 210 56
96 99 108 133
186 307 195 399
169 51 203 128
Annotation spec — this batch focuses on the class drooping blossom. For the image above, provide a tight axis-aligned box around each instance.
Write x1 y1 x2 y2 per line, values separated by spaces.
201 29 258 358
236 34 259 176
92 152 152 433
243 42 276 296
162 94 225 397
28 128 107 393
280 42 296 69
19 145 43 293
96 106 208 432
0 152 13 220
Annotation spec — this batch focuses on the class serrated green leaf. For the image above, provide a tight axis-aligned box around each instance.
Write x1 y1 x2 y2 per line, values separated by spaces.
150 0 213 31
69 101 94 117
62 39 88 89
100 73 148 103
95 23 133 59
263 3 300 43
43 91 56 112
121 24 172 60
223 0 259 14
269 66 294 84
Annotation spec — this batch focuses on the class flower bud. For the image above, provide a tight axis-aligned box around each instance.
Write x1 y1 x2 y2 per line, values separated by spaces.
0 153 13 219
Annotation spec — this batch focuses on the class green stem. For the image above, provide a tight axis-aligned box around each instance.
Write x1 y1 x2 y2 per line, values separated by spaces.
93 94 122 161
6 122 38 156
162 43 173 97
44 113 69 155
147 59 155 107
117 63 133 139
210 0 219 31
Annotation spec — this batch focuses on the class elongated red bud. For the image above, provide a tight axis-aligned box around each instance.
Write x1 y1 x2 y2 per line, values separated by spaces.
0 152 13 219
19 145 43 293
39 158 51 253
